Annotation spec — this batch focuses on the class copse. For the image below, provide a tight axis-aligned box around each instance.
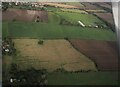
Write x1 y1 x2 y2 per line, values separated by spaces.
3 63 48 86
38 40 44 45
2 2 9 11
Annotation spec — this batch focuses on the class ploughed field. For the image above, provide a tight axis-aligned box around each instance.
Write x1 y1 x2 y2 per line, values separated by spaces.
69 39 118 71
2 8 48 22
94 2 112 9
2 5 118 85
81 2 102 10
94 13 114 25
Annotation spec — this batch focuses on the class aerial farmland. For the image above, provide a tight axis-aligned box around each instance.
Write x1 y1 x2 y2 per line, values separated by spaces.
2 2 118 85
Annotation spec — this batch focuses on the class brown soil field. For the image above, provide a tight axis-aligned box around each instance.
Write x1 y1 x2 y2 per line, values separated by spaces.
2 8 48 22
95 2 112 9
94 13 114 26
12 39 97 72
69 39 118 71
81 2 102 10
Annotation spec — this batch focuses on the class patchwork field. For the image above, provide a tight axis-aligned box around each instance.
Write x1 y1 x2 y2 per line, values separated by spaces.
69 39 118 71
3 8 106 26
11 39 97 72
2 9 117 41
2 5 118 85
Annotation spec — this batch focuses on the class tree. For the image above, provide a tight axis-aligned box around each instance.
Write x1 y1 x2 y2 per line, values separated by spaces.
38 40 44 45
6 64 48 86
9 63 18 76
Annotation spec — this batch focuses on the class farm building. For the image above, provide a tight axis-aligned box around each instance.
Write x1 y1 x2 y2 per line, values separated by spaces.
78 21 85 27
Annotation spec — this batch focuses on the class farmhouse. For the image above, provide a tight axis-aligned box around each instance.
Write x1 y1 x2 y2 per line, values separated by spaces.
2 42 11 54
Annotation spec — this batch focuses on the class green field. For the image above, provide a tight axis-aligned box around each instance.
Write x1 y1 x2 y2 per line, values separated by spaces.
64 2 84 7
55 11 106 26
2 21 116 41
2 22 116 41
48 72 118 85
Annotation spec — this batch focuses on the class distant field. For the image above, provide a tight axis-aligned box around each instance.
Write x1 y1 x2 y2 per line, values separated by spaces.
81 2 102 10
86 10 106 13
94 13 114 25
56 11 106 26
42 3 79 9
61 8 88 14
48 72 118 85
3 8 106 26
46 6 61 12
10 39 97 72
63 2 84 8
95 2 112 9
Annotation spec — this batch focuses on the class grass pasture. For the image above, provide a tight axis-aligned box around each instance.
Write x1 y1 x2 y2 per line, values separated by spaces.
11 39 97 72
2 21 116 41
56 11 106 26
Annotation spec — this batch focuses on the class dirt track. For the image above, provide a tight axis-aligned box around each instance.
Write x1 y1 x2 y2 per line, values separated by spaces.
69 39 118 71
2 8 48 22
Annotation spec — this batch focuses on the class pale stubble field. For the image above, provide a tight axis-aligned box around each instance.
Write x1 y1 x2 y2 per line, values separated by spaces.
12 39 97 72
